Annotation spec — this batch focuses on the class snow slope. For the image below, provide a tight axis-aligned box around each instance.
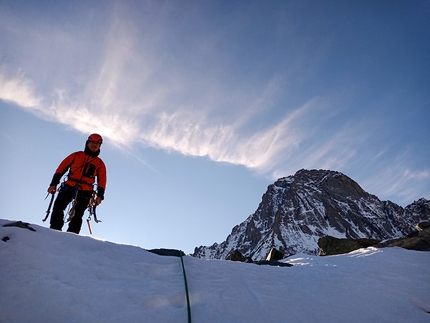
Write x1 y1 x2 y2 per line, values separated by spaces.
1 219 430 323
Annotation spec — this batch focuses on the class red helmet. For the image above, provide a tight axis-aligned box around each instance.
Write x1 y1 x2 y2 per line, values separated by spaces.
88 133 103 144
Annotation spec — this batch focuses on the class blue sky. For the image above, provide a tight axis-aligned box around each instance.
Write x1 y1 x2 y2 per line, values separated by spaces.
1 0 429 254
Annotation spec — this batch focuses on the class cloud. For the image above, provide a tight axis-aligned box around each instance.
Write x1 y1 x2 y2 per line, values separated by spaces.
2 5 311 174
3 64 427 206
0 62 312 175
300 124 364 171
365 167 430 204
358 148 430 205
134 98 307 172
0 55 373 184
0 72 42 108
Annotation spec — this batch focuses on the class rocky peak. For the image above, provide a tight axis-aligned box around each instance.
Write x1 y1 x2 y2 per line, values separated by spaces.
193 169 429 260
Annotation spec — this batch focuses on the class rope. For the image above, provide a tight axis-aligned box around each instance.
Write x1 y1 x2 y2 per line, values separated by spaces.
179 251 192 323
147 248 192 323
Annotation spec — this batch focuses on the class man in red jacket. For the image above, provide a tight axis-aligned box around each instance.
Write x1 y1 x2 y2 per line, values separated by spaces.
47 134 107 234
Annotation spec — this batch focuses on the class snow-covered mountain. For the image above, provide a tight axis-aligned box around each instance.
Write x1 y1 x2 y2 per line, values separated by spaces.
193 169 430 260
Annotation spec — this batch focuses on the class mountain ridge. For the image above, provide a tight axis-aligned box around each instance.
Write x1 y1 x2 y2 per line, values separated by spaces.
193 169 430 260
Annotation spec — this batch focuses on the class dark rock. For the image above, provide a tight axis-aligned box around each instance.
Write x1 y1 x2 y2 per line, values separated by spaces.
3 221 36 232
226 249 292 267
318 236 380 256
254 260 293 267
226 250 253 262
147 248 185 257
318 222 430 255
2 236 10 242
416 222 430 231
266 248 284 261
376 222 430 251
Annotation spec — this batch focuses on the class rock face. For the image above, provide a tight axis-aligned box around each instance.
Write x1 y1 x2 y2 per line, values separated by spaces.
318 236 380 256
193 169 430 260
318 222 430 255
376 222 430 251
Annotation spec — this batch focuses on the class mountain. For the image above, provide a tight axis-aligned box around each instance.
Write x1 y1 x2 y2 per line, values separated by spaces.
193 169 430 260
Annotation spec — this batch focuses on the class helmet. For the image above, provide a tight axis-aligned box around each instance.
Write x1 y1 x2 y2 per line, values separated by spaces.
88 133 103 144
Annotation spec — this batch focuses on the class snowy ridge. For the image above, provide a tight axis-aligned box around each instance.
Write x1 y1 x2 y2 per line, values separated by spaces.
1 219 430 323
193 169 430 260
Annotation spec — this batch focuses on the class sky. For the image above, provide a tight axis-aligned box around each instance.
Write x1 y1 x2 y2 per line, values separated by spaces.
1 0 429 255
1 219 430 323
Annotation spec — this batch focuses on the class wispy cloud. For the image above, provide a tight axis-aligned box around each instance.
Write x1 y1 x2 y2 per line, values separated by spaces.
2 67 427 206
360 150 430 204
136 95 314 170
0 72 42 108
300 122 368 171
0 8 316 175
0 63 311 174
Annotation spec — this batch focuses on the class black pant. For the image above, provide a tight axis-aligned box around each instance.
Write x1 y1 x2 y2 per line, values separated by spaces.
50 185 92 234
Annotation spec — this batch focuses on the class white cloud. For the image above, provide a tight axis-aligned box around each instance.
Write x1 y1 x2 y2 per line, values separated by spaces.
2 6 311 175
0 72 42 108
0 61 357 180
0 65 312 175
133 96 313 174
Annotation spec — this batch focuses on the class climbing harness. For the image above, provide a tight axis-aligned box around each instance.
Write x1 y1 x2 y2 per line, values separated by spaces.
63 155 96 223
63 155 92 223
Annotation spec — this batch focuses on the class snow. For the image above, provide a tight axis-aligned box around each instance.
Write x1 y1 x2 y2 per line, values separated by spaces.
1 219 430 323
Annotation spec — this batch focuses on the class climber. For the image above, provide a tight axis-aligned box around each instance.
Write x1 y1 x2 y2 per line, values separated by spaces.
47 133 107 234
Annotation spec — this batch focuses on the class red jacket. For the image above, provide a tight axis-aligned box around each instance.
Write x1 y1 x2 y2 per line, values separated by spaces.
50 151 107 199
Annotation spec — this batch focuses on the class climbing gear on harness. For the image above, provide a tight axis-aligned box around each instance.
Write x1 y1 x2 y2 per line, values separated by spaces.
65 183 80 222
86 214 93 234
86 205 98 235
86 189 102 234
42 192 56 222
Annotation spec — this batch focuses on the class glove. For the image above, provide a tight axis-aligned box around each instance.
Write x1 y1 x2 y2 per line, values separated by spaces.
47 185 57 194
90 196 103 206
